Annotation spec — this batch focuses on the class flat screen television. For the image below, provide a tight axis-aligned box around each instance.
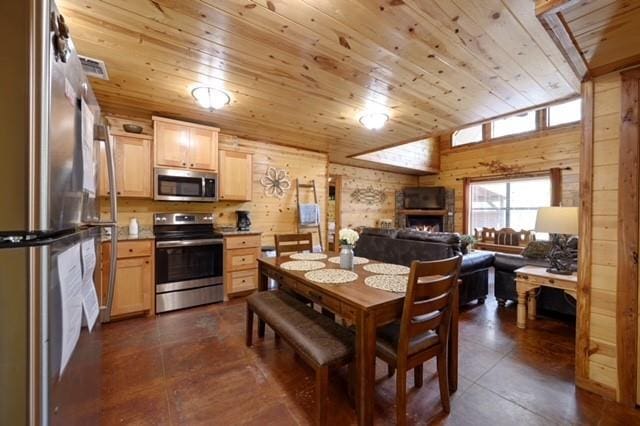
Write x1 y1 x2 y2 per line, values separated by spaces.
403 187 445 210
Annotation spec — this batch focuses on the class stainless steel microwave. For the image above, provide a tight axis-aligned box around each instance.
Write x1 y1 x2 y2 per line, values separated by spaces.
154 168 218 202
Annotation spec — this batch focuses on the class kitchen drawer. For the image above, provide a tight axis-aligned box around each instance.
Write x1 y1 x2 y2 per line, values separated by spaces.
296 281 341 314
225 247 259 271
117 240 153 259
225 234 261 250
227 269 257 293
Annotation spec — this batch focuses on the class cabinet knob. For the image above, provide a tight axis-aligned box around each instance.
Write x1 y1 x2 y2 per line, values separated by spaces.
129 249 133 252
242 241 246 244
117 191 121 195
548 278 555 284
145 261 149 264
241 258 246 261
190 163 194 167
182 162 186 166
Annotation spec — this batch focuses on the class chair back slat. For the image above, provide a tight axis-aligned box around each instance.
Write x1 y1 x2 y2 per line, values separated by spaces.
411 293 449 317
275 233 313 256
413 276 453 300
408 313 443 337
398 256 462 357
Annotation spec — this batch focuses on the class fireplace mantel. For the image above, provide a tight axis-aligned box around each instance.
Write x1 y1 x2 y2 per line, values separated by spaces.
399 209 448 217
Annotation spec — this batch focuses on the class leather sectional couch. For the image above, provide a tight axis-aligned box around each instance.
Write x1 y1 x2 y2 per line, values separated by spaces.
354 228 576 317
354 228 494 306
494 250 576 316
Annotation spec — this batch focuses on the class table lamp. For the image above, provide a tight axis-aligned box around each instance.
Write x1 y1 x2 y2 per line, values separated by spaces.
535 207 579 275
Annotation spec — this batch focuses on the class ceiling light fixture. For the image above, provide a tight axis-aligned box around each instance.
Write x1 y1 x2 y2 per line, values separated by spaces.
191 86 230 110
359 112 389 130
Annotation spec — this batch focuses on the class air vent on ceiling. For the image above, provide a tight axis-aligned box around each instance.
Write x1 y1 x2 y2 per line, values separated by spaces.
78 55 109 80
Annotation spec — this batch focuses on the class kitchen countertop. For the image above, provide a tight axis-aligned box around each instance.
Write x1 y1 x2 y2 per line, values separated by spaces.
218 230 262 237
101 227 155 242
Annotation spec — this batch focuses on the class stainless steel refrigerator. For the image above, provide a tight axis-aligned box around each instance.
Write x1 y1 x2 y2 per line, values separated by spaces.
0 1 117 424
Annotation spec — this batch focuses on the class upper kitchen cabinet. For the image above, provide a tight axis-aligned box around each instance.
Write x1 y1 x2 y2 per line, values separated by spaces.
99 132 152 198
153 116 219 172
219 150 253 201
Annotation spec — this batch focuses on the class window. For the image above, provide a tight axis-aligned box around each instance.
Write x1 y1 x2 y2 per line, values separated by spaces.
491 111 537 138
468 177 551 236
548 98 581 126
452 124 483 146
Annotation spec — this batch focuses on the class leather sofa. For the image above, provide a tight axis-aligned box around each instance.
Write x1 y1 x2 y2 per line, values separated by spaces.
493 251 576 316
355 228 494 306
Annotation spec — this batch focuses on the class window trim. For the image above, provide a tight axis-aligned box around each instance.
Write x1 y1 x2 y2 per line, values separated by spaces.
449 97 581 150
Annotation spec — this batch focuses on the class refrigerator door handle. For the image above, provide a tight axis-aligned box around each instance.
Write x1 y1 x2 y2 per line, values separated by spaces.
99 128 118 322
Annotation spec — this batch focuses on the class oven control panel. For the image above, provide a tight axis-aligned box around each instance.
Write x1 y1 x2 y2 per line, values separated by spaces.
154 213 214 225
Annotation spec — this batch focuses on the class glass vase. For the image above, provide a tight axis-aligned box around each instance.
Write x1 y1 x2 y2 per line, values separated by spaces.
340 244 354 270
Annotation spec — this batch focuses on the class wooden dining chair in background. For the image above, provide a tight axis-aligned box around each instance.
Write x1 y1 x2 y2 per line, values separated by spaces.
257 232 316 339
376 255 462 425
275 232 313 256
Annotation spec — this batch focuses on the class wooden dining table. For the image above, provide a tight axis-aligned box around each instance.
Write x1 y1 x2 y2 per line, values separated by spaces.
256 255 459 426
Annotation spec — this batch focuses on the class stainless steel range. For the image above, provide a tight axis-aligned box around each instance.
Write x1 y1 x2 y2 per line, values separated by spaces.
154 213 224 313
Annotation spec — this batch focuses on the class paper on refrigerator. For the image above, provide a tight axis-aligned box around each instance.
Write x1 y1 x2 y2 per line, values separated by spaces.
81 239 99 331
81 97 96 197
57 243 84 376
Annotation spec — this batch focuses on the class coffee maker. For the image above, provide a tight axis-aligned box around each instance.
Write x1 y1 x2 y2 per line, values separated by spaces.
236 210 251 231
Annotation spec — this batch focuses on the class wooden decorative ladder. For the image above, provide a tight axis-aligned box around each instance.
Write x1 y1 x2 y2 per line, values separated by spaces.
295 179 324 252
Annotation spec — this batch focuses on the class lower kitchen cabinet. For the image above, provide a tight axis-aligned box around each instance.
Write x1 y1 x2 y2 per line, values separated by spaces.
102 240 155 319
224 233 261 299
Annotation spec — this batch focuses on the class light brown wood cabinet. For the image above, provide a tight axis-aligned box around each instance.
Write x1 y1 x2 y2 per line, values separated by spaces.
102 240 154 319
219 150 253 201
153 116 219 172
99 133 152 198
224 234 261 299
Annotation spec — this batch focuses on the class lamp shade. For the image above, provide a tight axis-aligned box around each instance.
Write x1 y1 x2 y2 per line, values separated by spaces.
535 207 579 235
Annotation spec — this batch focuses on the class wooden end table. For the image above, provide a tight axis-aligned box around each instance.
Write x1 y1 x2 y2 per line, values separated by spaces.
514 266 577 329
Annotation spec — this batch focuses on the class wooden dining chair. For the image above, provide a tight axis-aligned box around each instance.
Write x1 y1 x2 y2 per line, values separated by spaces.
275 232 313 256
257 233 316 339
377 255 462 425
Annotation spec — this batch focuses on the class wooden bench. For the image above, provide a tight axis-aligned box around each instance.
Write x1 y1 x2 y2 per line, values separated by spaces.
473 227 535 255
246 290 354 425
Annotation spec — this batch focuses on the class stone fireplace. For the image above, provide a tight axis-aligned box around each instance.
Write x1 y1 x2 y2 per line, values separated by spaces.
395 187 455 232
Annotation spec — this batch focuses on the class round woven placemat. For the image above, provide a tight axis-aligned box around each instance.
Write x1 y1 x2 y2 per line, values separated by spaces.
280 260 326 271
289 252 328 261
365 275 408 293
327 256 369 265
304 269 358 284
363 263 410 275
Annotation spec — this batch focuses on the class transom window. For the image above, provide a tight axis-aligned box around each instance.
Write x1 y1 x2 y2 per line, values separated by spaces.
491 111 536 138
548 98 581 126
452 124 483 147
468 177 551 234
451 98 581 147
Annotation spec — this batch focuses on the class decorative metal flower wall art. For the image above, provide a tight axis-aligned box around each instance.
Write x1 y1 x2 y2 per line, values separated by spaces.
350 186 386 205
259 167 291 199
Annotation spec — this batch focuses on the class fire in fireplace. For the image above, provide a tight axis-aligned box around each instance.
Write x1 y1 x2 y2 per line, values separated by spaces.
406 215 444 232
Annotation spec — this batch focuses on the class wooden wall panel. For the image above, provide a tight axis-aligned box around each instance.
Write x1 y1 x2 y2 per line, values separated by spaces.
327 163 418 229
418 127 581 233
579 71 622 400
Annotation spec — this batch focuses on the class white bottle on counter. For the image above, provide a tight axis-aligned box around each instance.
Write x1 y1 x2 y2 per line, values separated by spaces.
128 218 139 236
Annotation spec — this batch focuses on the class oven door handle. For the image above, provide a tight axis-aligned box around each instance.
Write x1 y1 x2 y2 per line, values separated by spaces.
156 238 224 248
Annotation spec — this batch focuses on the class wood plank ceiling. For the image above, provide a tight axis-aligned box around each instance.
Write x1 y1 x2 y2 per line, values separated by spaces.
537 0 640 80
59 0 580 172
